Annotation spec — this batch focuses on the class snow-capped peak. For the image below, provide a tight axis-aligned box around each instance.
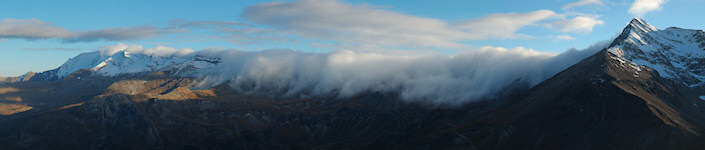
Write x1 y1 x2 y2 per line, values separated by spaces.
628 17 658 33
609 18 658 48
607 18 705 87
53 44 200 78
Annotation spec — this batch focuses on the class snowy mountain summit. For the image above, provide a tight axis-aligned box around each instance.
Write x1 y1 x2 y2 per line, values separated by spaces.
56 50 191 78
33 44 221 80
608 18 705 87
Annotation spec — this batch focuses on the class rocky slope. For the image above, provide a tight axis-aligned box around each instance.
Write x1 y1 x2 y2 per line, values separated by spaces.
0 74 487 149
469 18 705 149
0 72 34 84
0 77 18 84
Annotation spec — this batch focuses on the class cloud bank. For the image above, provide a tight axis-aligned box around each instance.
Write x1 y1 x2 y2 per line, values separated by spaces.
629 0 667 16
174 42 608 105
99 43 195 57
75 42 608 105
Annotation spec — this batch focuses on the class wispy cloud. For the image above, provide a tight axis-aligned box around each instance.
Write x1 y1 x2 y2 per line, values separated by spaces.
629 0 667 16
21 47 82 51
171 20 252 28
169 19 295 45
242 0 468 48
2 0 606 50
0 18 184 42
241 0 604 49
0 18 73 39
454 10 561 39
554 35 576 41
563 0 605 10
64 26 184 42
544 16 604 33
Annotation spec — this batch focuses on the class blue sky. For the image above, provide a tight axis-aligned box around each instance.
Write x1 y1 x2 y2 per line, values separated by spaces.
0 0 703 76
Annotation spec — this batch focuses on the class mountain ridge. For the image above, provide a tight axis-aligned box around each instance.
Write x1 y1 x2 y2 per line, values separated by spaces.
474 18 705 149
609 18 705 88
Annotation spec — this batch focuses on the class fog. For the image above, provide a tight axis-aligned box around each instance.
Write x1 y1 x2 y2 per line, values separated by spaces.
186 42 608 105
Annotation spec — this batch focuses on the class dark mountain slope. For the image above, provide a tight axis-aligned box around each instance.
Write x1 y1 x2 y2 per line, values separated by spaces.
0 81 489 149
469 18 705 149
475 50 704 149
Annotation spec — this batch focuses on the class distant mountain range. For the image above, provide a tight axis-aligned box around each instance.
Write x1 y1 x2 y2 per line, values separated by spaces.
1 18 704 149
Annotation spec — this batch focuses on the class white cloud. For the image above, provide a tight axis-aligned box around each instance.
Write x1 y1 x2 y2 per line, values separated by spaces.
242 0 468 48
545 16 604 33
2 1 606 49
169 20 289 44
186 40 609 105
555 35 576 40
454 10 562 39
171 20 252 28
65 26 183 42
99 43 194 57
49 36 609 105
0 18 73 39
0 18 184 42
242 1 605 49
21 47 81 51
563 0 605 10
629 0 667 16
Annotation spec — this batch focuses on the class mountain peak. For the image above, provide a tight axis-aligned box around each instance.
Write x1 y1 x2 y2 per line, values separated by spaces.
629 18 658 32
606 18 705 87
610 18 658 47
628 17 658 33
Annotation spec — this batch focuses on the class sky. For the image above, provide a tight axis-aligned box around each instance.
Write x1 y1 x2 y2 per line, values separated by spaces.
0 0 703 76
